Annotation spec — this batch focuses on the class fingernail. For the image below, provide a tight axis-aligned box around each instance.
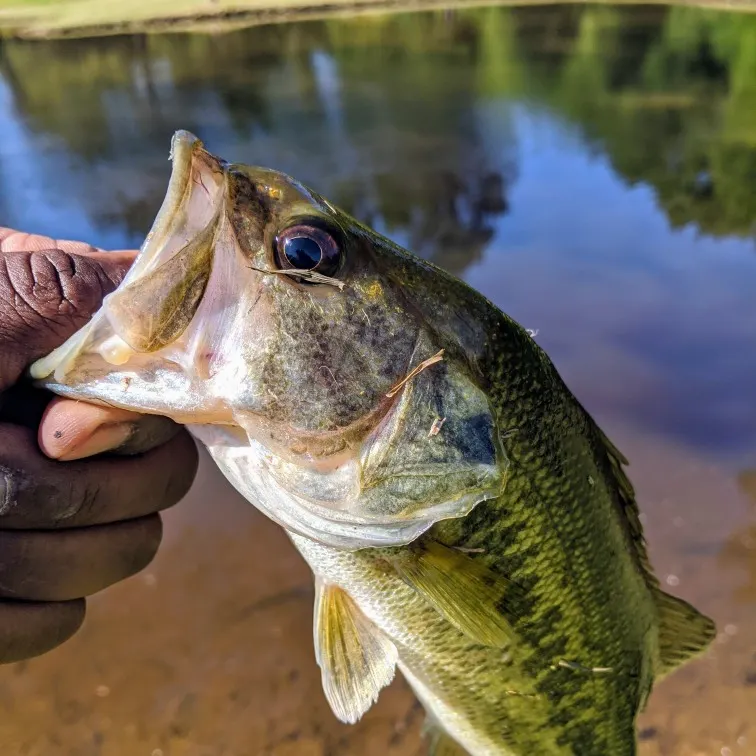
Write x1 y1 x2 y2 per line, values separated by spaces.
0 468 13 517
112 415 180 456
59 422 135 461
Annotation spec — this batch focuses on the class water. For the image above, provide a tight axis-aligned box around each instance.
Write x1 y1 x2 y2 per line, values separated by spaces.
0 5 755 754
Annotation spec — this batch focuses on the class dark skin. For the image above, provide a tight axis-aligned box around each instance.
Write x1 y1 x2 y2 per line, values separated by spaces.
0 228 199 663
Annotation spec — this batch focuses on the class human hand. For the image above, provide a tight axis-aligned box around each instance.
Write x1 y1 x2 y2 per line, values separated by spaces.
0 228 198 663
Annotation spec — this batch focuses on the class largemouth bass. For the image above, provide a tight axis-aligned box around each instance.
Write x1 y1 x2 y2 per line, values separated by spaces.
31 131 716 756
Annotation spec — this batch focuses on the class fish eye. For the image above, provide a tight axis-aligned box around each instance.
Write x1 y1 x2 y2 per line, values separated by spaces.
274 221 342 282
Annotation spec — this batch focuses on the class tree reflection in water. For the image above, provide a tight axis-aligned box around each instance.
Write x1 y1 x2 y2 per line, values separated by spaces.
3 5 756 270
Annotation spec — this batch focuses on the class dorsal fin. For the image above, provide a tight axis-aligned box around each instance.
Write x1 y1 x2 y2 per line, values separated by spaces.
313 580 397 724
593 426 658 581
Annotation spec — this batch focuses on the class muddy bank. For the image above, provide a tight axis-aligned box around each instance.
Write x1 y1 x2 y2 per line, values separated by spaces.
1 0 755 40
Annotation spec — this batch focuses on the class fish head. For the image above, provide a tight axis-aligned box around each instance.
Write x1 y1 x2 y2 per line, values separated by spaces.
31 131 508 549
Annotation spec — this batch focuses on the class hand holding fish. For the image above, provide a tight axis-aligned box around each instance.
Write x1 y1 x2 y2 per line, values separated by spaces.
0 228 198 664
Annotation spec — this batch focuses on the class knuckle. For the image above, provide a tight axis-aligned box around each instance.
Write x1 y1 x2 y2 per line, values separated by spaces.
0 250 119 343
0 462 63 529
0 426 96 528
8 250 100 321
155 432 199 509
0 464 19 519
27 250 81 318
0 429 37 524
125 515 163 574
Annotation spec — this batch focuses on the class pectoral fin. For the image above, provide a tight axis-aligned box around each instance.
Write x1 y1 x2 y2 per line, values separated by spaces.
387 540 521 647
313 580 397 724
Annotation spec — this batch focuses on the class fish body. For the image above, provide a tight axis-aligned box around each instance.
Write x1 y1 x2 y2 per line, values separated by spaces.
31 132 716 756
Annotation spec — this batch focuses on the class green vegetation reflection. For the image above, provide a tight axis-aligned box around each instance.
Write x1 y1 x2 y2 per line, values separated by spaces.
2 4 756 249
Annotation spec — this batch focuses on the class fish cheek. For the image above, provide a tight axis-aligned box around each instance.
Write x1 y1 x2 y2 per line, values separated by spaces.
105 227 215 353
253 285 407 432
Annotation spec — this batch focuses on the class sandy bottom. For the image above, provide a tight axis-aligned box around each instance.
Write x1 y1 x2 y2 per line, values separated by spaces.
0 426 753 756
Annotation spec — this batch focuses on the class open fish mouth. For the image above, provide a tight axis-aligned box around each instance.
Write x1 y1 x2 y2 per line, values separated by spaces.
30 131 229 422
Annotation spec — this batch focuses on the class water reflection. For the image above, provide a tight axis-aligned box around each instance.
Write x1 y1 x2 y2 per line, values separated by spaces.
1 6 756 457
3 6 756 244
1 7 756 752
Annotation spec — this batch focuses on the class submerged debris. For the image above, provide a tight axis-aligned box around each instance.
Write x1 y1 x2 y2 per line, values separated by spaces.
386 350 445 398
428 417 447 437
251 265 346 290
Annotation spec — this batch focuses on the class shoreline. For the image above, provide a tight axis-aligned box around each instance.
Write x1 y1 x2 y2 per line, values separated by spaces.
1 0 755 41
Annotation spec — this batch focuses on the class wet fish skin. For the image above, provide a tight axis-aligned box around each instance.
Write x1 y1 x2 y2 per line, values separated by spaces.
291 313 664 755
29 132 716 756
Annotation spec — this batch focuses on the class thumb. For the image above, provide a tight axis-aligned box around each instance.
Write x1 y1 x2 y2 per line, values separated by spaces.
0 241 136 391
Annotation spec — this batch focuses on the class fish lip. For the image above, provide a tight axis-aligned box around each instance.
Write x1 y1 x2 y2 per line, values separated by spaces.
165 130 200 219
126 130 209 281
150 129 201 249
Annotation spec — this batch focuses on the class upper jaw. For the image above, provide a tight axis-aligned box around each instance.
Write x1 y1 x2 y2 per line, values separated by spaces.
30 131 227 390
113 130 227 290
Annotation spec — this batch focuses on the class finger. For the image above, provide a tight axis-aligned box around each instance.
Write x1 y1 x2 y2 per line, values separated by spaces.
0 227 134 257
0 515 161 601
0 246 137 390
0 598 85 664
0 388 179 458
39 397 181 460
0 424 198 529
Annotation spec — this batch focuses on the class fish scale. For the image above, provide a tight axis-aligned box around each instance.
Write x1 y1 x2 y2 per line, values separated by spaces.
289 327 655 755
424 332 647 753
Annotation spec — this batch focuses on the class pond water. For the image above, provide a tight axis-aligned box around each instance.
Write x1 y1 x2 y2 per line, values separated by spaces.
0 4 755 755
